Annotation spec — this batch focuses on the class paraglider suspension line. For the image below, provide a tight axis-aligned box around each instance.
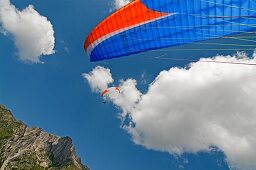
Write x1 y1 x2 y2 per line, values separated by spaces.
155 56 256 66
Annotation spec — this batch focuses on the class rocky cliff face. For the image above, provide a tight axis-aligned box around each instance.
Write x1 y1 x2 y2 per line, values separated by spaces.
0 105 89 170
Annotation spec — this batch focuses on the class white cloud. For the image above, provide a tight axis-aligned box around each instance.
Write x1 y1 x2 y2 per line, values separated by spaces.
82 66 114 92
84 52 256 170
111 0 131 10
0 0 55 63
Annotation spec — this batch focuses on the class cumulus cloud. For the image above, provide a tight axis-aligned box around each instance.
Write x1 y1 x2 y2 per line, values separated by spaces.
82 66 114 92
0 0 55 63
84 52 256 170
111 0 131 10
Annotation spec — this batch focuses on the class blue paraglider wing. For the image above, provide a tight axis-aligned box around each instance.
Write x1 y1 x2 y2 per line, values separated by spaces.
85 0 256 62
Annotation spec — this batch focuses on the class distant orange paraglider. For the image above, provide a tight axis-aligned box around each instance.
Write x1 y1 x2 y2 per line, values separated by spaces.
101 87 121 103
101 87 121 97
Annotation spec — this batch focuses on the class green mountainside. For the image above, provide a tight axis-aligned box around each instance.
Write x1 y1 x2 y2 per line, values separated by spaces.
0 105 89 170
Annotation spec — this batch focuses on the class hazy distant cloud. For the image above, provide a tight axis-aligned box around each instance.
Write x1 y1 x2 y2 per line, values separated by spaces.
60 40 69 53
85 52 256 170
0 27 6 35
111 0 131 10
82 66 114 92
140 71 147 84
0 0 55 63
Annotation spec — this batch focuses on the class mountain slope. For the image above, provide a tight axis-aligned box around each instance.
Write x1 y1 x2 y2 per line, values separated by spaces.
0 105 89 170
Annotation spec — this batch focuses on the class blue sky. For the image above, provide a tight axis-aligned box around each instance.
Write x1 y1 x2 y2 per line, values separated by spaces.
1 0 256 170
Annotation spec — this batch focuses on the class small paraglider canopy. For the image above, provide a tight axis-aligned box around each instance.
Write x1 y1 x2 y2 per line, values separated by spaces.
101 87 121 103
101 87 121 96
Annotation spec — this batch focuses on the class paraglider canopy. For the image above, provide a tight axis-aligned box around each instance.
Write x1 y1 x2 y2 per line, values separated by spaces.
85 0 256 62
101 87 121 97
100 87 121 103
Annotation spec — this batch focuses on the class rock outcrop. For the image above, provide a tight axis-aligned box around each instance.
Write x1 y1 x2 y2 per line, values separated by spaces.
0 105 89 170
